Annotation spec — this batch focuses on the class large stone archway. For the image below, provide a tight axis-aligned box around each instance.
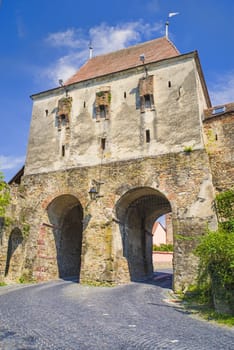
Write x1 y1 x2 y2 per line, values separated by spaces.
47 194 83 280
115 187 172 281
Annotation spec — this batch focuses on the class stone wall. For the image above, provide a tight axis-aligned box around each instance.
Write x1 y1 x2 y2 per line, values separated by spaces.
203 111 234 191
0 150 217 290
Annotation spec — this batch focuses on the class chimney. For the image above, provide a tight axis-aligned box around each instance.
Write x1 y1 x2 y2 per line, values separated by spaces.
89 42 93 59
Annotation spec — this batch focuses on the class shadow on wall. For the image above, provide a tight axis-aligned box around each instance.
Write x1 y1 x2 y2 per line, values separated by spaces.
5 227 23 277
47 195 83 281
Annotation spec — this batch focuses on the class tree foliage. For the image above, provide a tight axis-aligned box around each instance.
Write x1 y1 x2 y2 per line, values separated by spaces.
0 172 10 217
195 228 234 286
195 188 234 315
215 188 234 231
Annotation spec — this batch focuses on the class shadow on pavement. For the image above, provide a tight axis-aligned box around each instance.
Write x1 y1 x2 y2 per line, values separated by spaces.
61 276 79 283
133 269 173 289
146 271 172 289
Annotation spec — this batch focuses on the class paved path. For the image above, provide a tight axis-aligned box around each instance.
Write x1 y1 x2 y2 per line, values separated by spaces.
0 273 233 349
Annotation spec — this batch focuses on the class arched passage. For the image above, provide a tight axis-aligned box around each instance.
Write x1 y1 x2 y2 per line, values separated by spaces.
47 194 83 280
116 187 172 281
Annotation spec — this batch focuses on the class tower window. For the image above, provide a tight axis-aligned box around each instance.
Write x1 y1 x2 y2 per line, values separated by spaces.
139 75 155 112
62 145 65 157
144 95 151 109
168 81 171 88
124 92 127 99
140 94 155 112
83 101 86 108
100 105 107 118
101 138 106 150
95 89 111 120
45 109 49 116
146 130 150 143
57 96 72 130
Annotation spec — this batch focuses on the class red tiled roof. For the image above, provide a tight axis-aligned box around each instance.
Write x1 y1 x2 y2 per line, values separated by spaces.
65 37 180 85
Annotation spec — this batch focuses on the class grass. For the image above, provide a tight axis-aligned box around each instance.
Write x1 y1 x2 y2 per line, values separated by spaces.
183 145 193 153
199 309 234 326
178 288 234 327
18 274 35 284
0 281 7 287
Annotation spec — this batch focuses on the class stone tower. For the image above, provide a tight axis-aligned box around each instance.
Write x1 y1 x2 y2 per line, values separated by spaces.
2 36 233 290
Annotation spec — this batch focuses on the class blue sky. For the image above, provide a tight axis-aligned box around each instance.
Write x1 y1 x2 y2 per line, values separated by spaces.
0 0 233 181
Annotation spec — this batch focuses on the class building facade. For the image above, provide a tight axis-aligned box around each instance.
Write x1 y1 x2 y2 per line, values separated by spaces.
1 37 233 290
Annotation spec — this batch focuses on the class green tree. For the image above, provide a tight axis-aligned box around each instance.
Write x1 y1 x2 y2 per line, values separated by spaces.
195 188 234 315
0 171 10 217
215 189 234 231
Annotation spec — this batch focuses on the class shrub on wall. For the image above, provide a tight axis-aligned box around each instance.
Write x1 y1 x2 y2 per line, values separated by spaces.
0 172 10 217
195 188 234 315
215 189 234 231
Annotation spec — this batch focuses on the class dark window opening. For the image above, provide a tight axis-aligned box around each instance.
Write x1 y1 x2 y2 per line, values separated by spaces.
45 109 49 116
57 96 72 130
145 94 151 109
146 130 150 143
95 90 111 120
215 134 218 141
168 81 171 88
100 105 107 118
139 75 154 112
101 138 106 150
57 113 69 131
84 101 86 108
140 94 155 112
62 145 65 157
124 92 127 99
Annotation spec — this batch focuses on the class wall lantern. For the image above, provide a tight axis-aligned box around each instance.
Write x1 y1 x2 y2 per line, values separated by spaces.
88 180 104 200
89 186 98 200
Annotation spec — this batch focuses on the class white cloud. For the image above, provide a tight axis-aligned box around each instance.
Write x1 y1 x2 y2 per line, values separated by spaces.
42 50 89 86
46 29 86 49
0 155 25 171
209 72 234 106
89 22 141 53
89 21 162 54
41 21 162 86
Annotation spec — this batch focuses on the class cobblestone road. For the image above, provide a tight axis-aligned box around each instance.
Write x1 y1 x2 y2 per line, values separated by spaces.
0 272 233 349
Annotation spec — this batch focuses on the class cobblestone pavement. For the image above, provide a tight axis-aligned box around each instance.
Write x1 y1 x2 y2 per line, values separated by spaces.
0 272 233 350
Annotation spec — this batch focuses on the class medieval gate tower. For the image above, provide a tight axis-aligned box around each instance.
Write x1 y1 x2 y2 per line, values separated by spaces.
1 37 233 290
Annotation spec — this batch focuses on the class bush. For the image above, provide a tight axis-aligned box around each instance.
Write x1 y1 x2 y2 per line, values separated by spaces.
0 172 10 217
195 188 234 315
153 243 173 252
195 229 234 286
215 189 234 231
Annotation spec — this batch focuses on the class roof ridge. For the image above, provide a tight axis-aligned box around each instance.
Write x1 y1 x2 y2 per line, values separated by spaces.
65 36 180 85
89 36 168 60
